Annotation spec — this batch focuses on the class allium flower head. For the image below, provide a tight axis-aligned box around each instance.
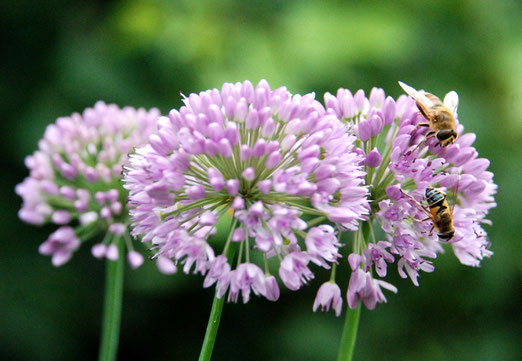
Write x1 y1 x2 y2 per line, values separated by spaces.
124 80 369 304
16 101 160 267
325 86 497 309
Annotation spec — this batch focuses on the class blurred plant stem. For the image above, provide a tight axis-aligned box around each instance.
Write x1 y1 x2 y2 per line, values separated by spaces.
98 236 124 361
198 220 237 361
337 221 370 361
336 305 361 361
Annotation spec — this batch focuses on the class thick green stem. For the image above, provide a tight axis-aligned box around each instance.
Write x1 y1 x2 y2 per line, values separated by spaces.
98 237 124 361
198 289 227 361
198 227 237 361
336 306 361 361
336 221 371 361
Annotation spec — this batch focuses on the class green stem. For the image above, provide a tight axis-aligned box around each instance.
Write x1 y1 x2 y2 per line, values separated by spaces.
198 291 226 361
198 227 238 361
336 221 371 361
329 263 337 282
306 216 327 229
98 237 124 361
336 306 361 361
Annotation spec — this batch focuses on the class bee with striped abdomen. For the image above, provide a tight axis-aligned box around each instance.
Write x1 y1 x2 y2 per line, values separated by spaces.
401 186 455 241
424 186 455 240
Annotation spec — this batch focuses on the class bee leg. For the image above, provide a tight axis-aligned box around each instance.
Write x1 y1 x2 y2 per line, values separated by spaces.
400 189 432 222
404 127 435 157
400 190 432 216
416 122 431 128
404 138 427 157
400 189 420 203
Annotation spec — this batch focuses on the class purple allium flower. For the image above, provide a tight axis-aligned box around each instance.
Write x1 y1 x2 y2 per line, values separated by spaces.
347 268 397 310
279 251 314 291
227 263 267 303
313 282 343 316
325 86 497 308
16 101 160 268
38 226 80 266
124 80 369 304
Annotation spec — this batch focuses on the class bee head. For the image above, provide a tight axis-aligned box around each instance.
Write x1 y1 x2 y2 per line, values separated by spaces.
425 186 435 197
438 229 455 241
436 129 458 147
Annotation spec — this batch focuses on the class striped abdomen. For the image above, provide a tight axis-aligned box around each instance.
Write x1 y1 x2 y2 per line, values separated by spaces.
425 187 455 240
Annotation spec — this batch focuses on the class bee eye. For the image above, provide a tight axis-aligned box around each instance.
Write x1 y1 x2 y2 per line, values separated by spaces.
438 230 455 240
436 129 457 141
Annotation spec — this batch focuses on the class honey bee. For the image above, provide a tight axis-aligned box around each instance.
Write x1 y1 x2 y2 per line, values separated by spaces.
398 81 459 147
424 186 455 240
401 186 455 241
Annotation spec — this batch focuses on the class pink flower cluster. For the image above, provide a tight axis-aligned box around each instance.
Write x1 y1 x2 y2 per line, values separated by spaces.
17 80 497 316
16 101 160 267
324 86 496 309
124 80 370 304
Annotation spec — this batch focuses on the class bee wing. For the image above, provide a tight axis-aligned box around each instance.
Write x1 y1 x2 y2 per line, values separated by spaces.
398 81 434 115
443 91 459 116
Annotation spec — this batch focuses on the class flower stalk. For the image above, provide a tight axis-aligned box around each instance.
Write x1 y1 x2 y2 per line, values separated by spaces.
198 290 227 361
198 222 238 361
336 305 361 361
98 236 124 361
336 221 371 361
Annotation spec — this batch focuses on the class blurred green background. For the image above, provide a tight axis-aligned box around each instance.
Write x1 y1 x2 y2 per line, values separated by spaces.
1 0 521 360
